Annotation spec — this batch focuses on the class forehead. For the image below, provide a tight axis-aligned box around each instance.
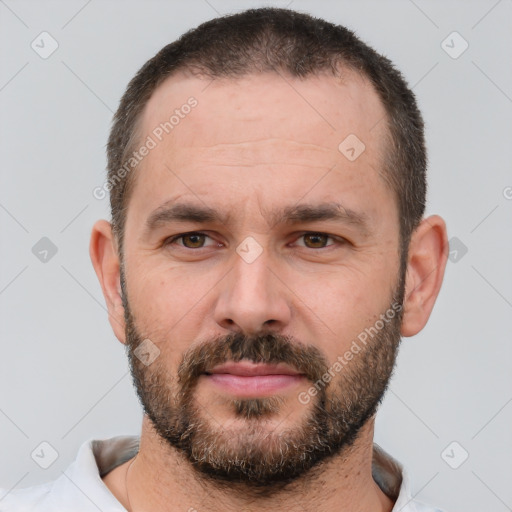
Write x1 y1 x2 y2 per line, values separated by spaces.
128 69 393 232
142 69 387 155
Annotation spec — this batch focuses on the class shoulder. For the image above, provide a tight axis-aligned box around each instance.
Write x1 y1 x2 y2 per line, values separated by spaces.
409 501 445 512
0 482 53 511
0 475 123 512
0 436 137 512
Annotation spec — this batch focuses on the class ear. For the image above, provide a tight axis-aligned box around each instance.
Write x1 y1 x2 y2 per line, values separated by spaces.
89 219 126 344
400 215 449 337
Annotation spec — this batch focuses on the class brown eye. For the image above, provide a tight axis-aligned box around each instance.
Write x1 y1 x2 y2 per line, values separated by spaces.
164 231 223 251
181 233 206 248
302 233 331 248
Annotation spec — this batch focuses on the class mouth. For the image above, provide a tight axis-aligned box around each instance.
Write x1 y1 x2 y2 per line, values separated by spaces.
203 361 305 397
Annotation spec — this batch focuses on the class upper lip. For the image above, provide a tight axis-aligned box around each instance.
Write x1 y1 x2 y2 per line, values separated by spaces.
206 361 302 377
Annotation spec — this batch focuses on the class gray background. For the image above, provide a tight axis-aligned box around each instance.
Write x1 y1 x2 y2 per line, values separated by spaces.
1 0 511 510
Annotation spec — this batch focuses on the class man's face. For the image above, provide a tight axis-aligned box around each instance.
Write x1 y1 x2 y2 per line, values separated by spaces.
120 71 404 485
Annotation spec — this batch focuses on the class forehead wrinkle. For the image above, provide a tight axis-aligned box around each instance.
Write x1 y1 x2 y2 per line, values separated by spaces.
170 138 340 170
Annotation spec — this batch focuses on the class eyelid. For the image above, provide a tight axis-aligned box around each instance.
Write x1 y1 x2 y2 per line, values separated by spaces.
165 231 220 248
291 231 346 248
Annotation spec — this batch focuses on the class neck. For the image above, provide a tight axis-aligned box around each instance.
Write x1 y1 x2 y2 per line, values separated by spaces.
105 416 394 512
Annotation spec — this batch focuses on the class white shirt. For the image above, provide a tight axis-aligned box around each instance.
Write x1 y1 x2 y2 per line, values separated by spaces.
0 436 443 511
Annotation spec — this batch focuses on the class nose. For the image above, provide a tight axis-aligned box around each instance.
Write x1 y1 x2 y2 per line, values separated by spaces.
214 245 292 335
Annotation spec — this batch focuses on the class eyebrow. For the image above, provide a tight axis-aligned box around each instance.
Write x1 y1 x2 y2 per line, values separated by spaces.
272 202 372 236
144 202 232 235
143 200 372 237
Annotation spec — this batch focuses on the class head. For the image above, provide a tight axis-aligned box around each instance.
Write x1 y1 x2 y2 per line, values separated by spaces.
90 7 448 489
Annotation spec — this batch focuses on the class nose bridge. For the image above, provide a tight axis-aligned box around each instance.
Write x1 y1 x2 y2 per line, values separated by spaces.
214 240 291 333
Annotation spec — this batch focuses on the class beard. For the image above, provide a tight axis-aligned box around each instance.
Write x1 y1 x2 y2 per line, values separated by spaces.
121 263 406 489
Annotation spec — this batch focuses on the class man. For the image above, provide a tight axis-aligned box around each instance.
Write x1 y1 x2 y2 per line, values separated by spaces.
1 7 448 511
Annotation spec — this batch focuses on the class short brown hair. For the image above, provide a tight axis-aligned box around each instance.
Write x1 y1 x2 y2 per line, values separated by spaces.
107 7 426 260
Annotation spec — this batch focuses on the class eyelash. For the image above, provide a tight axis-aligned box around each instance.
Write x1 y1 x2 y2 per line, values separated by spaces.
164 232 221 249
164 231 346 250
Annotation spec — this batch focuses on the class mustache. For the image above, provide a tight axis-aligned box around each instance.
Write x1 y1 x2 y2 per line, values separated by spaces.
177 332 329 393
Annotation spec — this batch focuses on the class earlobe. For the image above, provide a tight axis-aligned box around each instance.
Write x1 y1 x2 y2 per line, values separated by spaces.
89 219 127 344
400 215 449 337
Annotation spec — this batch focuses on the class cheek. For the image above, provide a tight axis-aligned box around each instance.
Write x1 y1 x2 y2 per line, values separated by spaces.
291 266 393 357
127 263 219 346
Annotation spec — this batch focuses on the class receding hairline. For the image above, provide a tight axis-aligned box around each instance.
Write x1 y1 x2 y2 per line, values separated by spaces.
119 64 395 225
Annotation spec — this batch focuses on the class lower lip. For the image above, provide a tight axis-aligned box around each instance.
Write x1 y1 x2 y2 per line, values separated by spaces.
205 373 304 397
